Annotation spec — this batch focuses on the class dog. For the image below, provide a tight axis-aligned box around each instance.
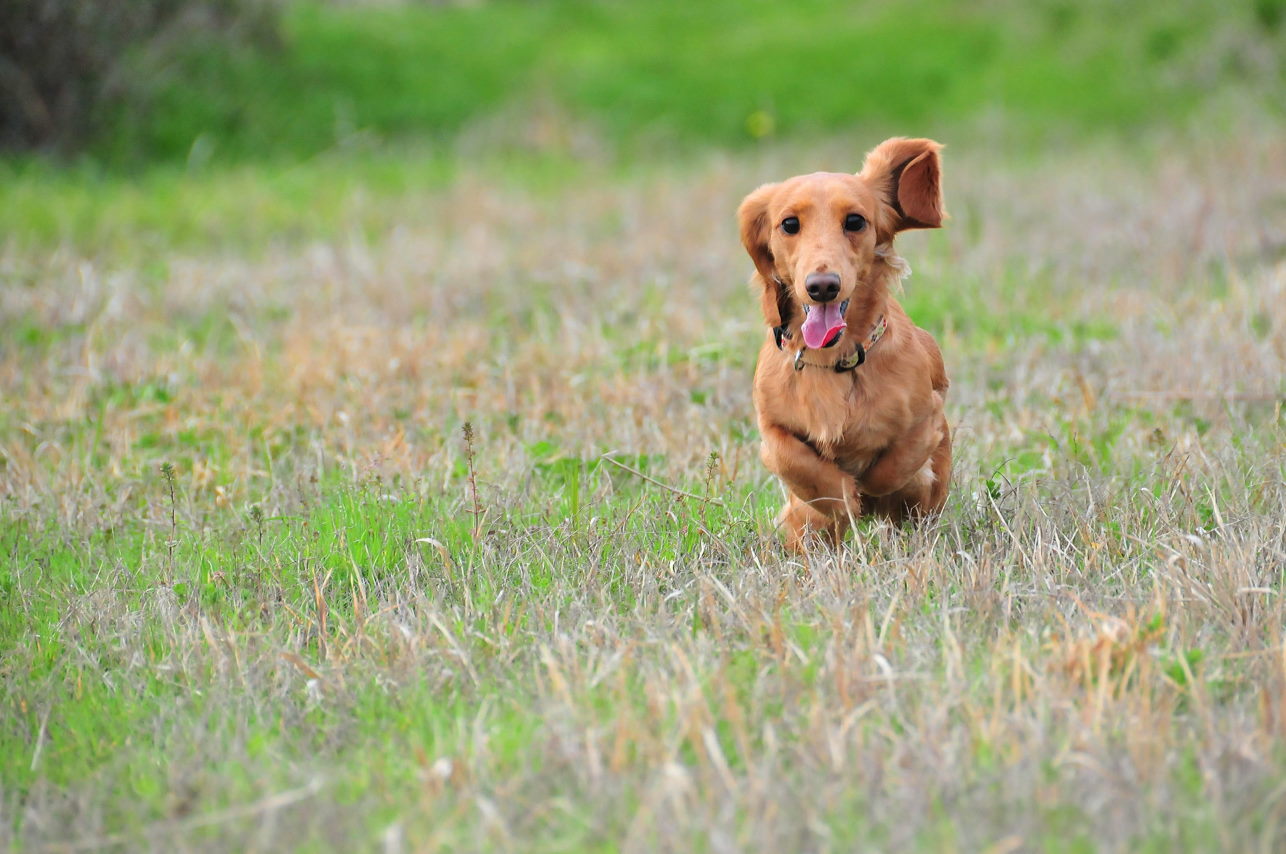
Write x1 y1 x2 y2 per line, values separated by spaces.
737 137 951 551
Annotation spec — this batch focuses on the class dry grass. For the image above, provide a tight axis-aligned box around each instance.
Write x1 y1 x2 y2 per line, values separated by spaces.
1 123 1284 851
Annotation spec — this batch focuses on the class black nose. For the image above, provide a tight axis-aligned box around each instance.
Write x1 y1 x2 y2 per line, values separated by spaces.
805 272 840 302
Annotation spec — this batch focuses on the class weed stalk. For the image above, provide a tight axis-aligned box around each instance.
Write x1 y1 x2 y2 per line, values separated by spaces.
161 461 178 582
463 421 482 542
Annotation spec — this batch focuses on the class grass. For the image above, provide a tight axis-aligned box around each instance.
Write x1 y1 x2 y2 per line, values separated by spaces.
2 0 1285 848
0 144 582 255
92 0 1282 164
2 114 1284 849
1 0 1281 254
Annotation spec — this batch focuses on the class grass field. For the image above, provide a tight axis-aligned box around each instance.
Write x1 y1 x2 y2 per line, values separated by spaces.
3 1 1286 851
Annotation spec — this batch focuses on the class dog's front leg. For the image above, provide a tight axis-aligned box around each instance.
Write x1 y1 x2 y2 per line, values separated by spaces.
760 424 860 548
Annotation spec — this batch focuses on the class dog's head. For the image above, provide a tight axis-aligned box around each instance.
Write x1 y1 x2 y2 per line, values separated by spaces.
738 137 944 348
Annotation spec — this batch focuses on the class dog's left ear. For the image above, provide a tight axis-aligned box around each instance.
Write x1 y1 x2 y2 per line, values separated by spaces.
738 182 791 328
858 137 945 236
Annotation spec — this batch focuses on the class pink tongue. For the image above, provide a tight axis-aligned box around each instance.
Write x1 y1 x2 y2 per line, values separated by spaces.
801 302 846 349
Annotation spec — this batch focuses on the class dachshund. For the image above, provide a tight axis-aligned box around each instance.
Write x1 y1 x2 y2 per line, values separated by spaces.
738 137 951 550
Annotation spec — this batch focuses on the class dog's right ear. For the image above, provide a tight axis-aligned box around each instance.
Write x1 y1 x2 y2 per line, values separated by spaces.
738 182 788 328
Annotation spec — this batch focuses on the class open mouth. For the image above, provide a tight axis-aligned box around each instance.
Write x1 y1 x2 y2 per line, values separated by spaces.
800 299 849 349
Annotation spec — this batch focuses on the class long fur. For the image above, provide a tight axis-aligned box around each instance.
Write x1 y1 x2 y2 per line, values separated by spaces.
739 137 952 551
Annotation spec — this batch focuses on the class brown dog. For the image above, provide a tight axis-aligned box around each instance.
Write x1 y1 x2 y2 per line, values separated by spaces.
738 137 951 551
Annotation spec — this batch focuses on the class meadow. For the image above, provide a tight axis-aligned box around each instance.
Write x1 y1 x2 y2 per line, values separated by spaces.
2 1 1285 851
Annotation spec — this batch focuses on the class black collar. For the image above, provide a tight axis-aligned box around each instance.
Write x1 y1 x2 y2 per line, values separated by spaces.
774 314 888 374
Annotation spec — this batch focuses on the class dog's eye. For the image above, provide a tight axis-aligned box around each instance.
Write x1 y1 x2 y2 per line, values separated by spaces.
844 213 867 233
780 217 800 235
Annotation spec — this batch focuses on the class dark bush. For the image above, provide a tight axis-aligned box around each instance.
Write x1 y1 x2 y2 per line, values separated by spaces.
0 0 277 155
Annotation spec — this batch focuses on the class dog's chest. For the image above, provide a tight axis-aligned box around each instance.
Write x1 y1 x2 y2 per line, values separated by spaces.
786 372 910 471
790 374 895 449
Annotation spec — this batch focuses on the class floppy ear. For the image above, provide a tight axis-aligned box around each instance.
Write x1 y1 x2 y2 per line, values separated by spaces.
738 182 792 328
858 137 945 235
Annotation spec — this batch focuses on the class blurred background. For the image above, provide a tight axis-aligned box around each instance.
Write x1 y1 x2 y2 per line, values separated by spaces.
1 0 1281 251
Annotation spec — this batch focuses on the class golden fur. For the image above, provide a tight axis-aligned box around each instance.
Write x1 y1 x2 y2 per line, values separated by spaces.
738 137 951 551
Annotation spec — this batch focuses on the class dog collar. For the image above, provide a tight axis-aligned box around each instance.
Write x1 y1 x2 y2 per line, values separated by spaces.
783 314 887 373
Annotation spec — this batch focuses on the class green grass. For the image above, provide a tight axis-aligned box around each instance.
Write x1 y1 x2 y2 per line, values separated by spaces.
4 432 1283 848
2 0 1284 849
5 437 1282 842
1 0 1280 255
95 0 1281 165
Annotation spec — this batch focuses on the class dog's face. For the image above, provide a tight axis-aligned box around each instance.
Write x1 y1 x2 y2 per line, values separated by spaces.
739 137 944 348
